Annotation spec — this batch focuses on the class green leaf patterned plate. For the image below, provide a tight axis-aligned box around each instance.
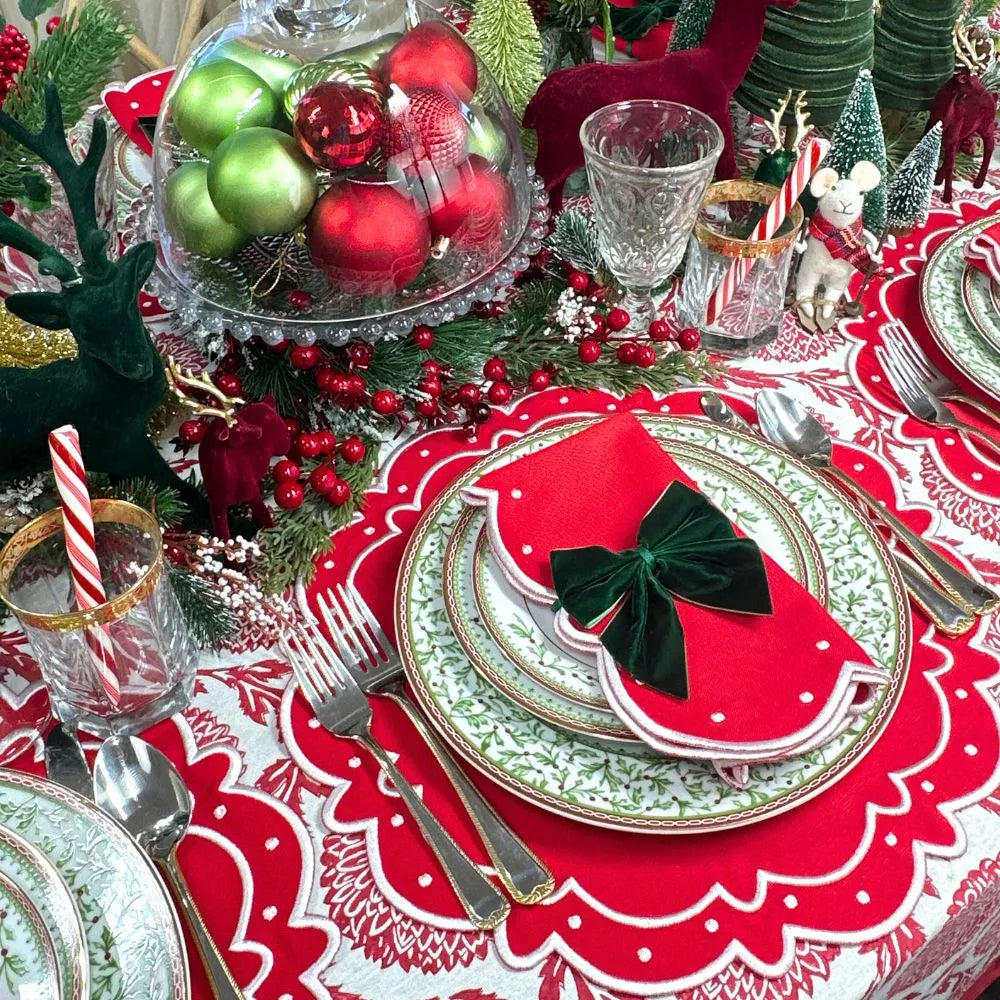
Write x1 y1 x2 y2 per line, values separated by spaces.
446 436 827 733
397 415 910 833
0 771 190 999
0 827 88 1000
0 869 60 1000
961 264 1000 356
922 216 1000 401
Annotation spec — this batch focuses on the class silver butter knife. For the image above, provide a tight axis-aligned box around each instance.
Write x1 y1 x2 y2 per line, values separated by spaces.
44 723 93 800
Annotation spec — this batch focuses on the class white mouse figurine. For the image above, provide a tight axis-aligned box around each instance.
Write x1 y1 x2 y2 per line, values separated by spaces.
796 161 883 323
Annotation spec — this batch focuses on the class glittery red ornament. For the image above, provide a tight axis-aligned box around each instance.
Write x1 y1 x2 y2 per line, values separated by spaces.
275 481 305 509
315 367 337 392
386 88 468 172
294 81 384 171
306 181 431 296
273 459 301 482
45 16 60 34
339 436 366 463
425 155 512 252
379 22 478 96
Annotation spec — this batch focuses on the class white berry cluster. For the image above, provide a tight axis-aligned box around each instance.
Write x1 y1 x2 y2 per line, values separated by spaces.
553 288 600 342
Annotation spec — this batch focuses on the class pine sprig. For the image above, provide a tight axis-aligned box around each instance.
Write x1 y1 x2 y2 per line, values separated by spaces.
0 0 132 202
237 343 318 419
546 209 605 274
105 478 189 528
166 564 238 647
365 336 424 390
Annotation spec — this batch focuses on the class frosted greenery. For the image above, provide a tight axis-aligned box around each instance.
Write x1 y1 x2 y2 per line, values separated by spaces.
466 0 544 117
886 122 942 232
668 0 713 51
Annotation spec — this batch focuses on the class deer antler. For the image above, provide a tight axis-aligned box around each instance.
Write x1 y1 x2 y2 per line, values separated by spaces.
954 21 990 73
0 85 112 279
790 91 811 148
763 90 793 150
165 356 244 426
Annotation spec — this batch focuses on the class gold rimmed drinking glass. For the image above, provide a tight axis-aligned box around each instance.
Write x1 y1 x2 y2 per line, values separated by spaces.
580 100 723 335
0 500 197 736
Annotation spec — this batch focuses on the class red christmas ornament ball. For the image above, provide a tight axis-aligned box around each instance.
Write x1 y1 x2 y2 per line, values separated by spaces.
483 356 507 381
294 82 384 171
457 382 480 406
328 479 352 506
678 327 702 351
487 380 513 405
578 339 602 363
379 22 477 95
290 344 320 369
386 88 469 172
426 155 512 251
607 308 631 333
179 419 205 444
297 432 322 458
339 436 366 463
636 345 657 368
307 181 430 296
273 459 301 482
412 325 434 350
214 373 243 397
416 397 439 417
348 341 374 369
315 429 336 454
617 341 638 364
275 481 305 510
648 319 672 342
568 270 589 293
529 369 551 391
309 465 338 494
372 389 399 415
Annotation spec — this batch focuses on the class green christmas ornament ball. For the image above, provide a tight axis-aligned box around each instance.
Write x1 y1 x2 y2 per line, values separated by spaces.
331 33 403 70
164 161 251 259
212 39 302 104
172 59 277 155
207 127 318 237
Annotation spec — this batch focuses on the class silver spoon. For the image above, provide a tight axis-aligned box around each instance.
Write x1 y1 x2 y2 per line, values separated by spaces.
755 389 997 625
93 735 245 1000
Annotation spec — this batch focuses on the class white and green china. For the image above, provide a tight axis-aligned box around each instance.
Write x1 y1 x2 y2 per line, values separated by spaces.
961 264 1000 355
0 771 190 999
0 869 60 1000
450 436 827 733
0 827 88 1000
923 217 1000 401
397 416 910 833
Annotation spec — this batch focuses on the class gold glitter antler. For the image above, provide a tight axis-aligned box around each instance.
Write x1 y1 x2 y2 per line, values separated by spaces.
165 356 243 426
763 90 793 151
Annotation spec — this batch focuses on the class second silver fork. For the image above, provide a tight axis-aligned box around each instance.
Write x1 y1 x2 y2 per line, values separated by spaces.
317 583 555 905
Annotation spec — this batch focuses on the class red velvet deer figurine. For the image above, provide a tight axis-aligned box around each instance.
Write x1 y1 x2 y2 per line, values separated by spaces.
927 23 998 204
523 0 800 211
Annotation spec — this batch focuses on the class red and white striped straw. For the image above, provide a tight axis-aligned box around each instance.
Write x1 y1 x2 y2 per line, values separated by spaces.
705 137 830 326
48 425 121 707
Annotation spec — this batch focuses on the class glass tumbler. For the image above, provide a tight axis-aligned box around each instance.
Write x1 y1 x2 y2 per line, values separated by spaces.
580 100 723 335
0 500 198 736
677 180 803 357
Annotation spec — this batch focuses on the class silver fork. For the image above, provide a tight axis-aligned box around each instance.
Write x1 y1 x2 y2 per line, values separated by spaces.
317 583 554 905
279 621 511 930
881 319 1000 424
877 339 1000 457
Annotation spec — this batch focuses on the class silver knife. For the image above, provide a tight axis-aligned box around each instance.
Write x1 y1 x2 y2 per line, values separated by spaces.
44 723 93 800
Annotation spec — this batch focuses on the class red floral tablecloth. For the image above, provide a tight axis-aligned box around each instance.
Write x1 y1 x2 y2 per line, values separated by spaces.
4 176 1000 1000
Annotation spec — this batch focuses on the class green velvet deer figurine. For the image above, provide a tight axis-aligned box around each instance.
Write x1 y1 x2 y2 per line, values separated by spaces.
0 86 206 520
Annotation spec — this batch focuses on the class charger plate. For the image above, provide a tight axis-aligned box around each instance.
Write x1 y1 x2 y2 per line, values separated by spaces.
397 415 909 833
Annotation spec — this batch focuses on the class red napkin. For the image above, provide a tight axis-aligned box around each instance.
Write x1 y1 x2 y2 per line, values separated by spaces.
462 414 886 783
965 221 1000 283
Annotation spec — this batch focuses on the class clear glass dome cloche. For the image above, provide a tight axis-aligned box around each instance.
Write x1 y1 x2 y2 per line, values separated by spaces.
148 0 547 345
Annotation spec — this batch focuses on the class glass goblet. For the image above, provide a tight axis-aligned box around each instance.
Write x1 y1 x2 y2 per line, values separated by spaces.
580 100 723 335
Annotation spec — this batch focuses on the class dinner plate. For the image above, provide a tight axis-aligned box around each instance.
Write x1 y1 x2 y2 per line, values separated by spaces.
446 436 827 733
0 868 60 1000
0 771 189 999
960 264 1000 355
923 217 1000 401
397 415 910 833
0 827 88 1000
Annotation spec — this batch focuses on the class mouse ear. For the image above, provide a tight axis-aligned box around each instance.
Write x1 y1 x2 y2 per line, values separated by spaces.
809 167 838 199
849 160 881 193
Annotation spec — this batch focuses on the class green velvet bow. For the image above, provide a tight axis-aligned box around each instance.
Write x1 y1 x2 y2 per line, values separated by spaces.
550 481 773 699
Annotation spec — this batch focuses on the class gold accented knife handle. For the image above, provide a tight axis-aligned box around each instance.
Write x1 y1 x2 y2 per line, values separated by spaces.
895 554 975 636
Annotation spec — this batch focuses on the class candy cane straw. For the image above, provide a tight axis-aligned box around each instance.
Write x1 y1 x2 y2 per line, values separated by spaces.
705 136 830 326
48 425 121 707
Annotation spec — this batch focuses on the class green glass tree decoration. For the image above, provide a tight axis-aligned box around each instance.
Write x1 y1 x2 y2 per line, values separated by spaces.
668 0 714 52
467 0 545 117
825 69 888 234
736 0 875 128
873 0 962 112
886 121 943 233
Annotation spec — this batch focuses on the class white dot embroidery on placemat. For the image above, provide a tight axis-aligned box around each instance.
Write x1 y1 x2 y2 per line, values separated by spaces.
390 814 404 827
856 890 870 905
263 906 278 921
921 780 934 793
871 374 881 383
973 472 984 481
637 948 652 963
348 756 362 768
853 463 864 472
559 396 570 404
520 413 530 421
322 559 335 569
956 688 969 699
214 805 227 820
265 837 280 851
799 692 814 704
397 484 408 494
419 449 430 458
944 437 956 446
885 833 897 847
784 894 798 909
868 310 878 319
363 526 375 536
522 544 533 555
307 718 320 729
816 640 830 651
607 403 617 411
129 100 140 109
710 712 726 723
705 919 719 933
511 489 522 499
568 915 582 929
966 744 978 756
418 873 433 887
152 78 162 86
